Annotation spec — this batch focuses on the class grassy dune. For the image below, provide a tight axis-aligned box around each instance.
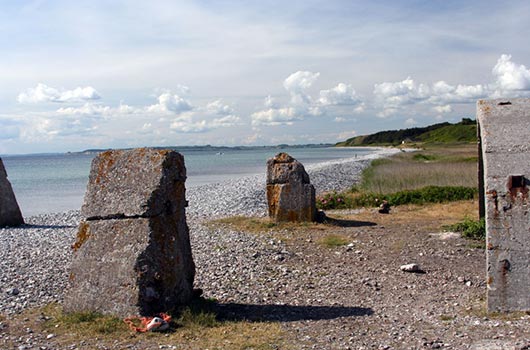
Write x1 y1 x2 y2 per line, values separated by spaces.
360 144 478 194
318 144 479 210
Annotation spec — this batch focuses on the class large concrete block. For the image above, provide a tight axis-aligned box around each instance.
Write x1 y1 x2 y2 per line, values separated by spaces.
266 153 316 222
81 149 186 219
0 158 24 227
64 148 195 317
477 98 530 312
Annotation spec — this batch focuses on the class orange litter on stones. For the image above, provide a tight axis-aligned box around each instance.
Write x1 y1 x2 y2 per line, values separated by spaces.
124 312 171 332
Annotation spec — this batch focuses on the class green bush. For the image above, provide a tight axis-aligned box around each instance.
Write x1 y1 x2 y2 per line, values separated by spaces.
316 191 349 210
349 186 477 208
318 186 477 210
448 217 485 240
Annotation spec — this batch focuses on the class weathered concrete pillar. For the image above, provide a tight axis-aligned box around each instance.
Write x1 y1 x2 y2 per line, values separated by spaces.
64 148 195 317
0 158 24 227
266 152 316 222
477 98 530 312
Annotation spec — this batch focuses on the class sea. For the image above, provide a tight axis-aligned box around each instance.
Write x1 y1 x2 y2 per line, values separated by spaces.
1 146 378 217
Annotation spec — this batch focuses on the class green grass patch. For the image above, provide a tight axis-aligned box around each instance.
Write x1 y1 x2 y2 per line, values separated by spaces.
42 304 127 335
175 297 219 328
320 144 479 210
447 217 485 241
208 216 277 232
412 153 438 162
10 301 292 349
342 186 477 209
319 234 349 248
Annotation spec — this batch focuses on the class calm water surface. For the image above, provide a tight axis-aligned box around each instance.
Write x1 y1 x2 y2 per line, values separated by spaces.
2 146 376 216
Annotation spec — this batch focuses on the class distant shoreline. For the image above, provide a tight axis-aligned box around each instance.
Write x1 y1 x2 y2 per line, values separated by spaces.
1 143 336 157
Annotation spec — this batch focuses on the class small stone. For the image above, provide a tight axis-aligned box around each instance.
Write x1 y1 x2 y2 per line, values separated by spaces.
46 334 55 339
7 288 20 296
400 263 423 273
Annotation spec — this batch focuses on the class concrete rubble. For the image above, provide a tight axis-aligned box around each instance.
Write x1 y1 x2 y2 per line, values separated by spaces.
64 148 195 317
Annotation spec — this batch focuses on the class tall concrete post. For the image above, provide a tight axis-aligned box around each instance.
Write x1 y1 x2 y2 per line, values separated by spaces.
477 98 530 312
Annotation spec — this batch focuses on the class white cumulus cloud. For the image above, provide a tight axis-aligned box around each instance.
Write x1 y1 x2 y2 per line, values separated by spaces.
251 71 365 126
56 103 112 116
433 105 452 113
147 92 193 114
251 107 299 126
169 99 240 133
170 119 209 133
206 100 234 116
283 71 320 93
318 83 361 106
373 55 530 117
492 54 530 91
17 83 100 103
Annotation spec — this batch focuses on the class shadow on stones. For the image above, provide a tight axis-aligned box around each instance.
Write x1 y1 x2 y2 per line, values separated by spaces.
21 224 77 229
322 216 377 228
214 303 374 322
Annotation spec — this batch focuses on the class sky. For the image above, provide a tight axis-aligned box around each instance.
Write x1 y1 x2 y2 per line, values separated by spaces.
1 0 530 154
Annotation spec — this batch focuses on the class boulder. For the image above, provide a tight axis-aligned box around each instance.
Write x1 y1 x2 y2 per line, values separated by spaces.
0 158 24 227
266 152 316 222
64 148 195 317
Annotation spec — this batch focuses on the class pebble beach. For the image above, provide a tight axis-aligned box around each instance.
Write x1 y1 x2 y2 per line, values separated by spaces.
0 148 397 316
3 147 528 350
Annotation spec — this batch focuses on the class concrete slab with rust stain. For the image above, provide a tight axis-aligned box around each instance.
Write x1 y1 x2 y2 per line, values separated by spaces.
477 98 530 312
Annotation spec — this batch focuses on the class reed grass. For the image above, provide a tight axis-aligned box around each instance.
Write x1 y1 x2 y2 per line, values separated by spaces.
360 145 478 194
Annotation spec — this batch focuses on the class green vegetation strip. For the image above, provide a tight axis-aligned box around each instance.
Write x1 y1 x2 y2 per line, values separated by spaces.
317 186 477 210
447 217 485 241
336 118 477 146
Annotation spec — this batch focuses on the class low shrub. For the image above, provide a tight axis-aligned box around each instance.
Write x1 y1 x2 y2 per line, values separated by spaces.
448 217 485 240
347 186 477 208
316 191 349 210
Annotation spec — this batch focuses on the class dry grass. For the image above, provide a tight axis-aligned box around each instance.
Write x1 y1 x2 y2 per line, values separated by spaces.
351 200 479 231
208 215 319 234
319 234 350 248
360 144 478 194
3 303 290 350
464 296 530 321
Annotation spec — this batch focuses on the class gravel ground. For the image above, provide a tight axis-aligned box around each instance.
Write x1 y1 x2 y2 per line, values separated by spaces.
1 147 529 349
0 149 389 316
